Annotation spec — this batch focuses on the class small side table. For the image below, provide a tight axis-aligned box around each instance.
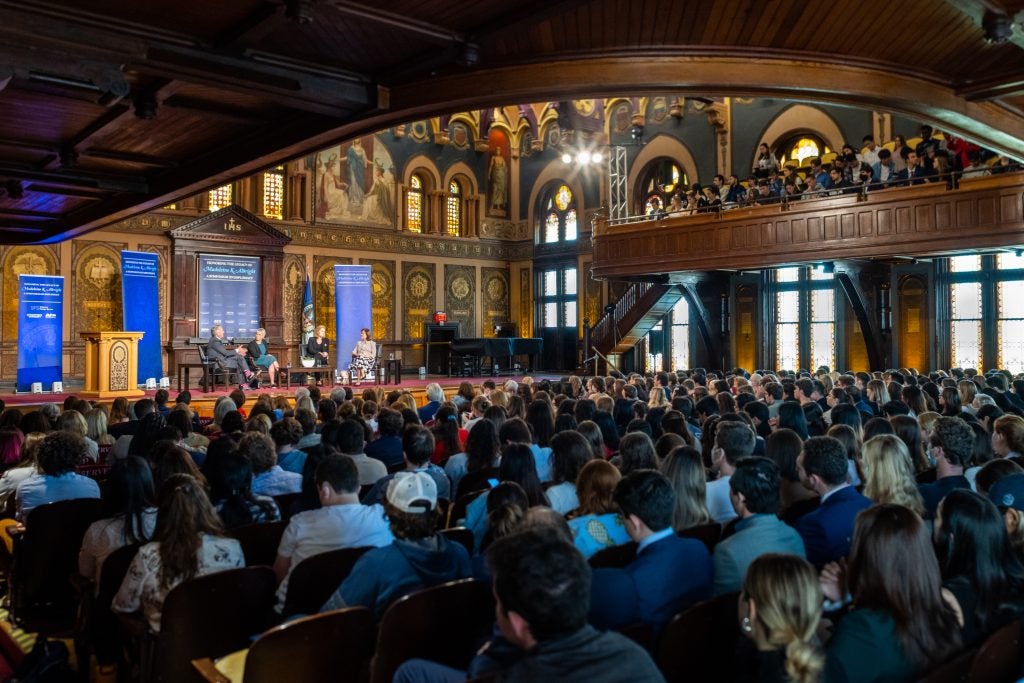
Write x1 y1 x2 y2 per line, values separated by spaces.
385 359 402 384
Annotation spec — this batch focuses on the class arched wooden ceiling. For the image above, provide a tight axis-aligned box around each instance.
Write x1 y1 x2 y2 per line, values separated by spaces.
1 0 1023 243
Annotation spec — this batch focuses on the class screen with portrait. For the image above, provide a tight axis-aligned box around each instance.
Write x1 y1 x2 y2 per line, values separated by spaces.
198 254 261 339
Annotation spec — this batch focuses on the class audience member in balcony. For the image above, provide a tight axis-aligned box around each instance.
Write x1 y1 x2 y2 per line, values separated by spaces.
589 469 713 632
891 134 909 172
808 158 829 187
872 148 898 185
724 174 746 204
826 167 854 195
701 185 722 212
801 174 826 198
930 150 953 184
756 181 780 205
765 169 784 196
783 181 801 200
666 193 684 215
780 166 804 192
859 135 881 166
821 504 963 682
916 124 943 167
898 149 931 186
752 142 779 179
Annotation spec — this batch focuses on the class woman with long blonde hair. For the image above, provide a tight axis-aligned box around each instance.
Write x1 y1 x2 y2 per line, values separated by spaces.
861 434 925 515
647 386 670 410
866 379 890 411
740 554 824 683
660 445 711 531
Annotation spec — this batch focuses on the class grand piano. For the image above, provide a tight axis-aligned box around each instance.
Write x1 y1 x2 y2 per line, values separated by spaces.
449 336 543 376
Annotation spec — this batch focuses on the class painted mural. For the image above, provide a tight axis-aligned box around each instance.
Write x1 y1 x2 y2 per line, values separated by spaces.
314 136 397 227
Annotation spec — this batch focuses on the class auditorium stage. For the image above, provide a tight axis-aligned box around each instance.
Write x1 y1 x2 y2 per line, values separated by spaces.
0 374 560 416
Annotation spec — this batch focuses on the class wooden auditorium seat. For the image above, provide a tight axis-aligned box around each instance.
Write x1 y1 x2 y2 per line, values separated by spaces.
231 520 287 567
370 579 494 683
281 546 373 618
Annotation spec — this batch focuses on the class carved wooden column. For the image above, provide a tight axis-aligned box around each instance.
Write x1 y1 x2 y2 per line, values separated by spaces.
261 254 285 341
707 100 731 177
428 190 446 235
466 194 484 238
287 172 305 221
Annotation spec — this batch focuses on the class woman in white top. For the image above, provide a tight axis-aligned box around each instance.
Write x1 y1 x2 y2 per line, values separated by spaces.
0 432 42 510
350 327 377 382
545 431 591 516
112 474 244 633
79 456 157 589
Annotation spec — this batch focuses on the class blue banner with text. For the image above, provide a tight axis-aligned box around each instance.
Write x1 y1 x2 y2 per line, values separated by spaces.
17 274 64 392
334 265 372 372
121 250 163 381
198 254 261 340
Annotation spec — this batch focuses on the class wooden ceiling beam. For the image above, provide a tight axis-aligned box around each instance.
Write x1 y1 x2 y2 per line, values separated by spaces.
0 163 146 193
0 208 63 219
78 149 179 168
956 70 1024 100
0 1 376 115
324 1 465 45
467 0 595 41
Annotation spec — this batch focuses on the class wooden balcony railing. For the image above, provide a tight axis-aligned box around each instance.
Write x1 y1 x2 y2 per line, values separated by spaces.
591 172 1024 279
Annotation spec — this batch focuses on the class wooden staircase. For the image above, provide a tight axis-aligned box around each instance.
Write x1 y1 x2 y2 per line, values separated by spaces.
588 281 685 365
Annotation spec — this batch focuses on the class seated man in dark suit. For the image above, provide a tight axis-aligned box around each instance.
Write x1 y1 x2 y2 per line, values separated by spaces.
919 416 973 519
794 436 873 568
206 324 255 388
895 150 934 186
589 469 713 632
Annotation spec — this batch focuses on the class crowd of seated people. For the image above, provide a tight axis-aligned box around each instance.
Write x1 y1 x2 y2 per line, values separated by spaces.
0 365 1022 681
645 123 1024 219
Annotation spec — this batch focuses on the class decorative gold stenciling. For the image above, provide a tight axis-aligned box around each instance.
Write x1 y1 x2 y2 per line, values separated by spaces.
109 340 129 391
366 260 396 342
403 262 435 340
481 267 510 337
73 242 125 340
445 265 476 336
282 254 306 343
1 246 57 346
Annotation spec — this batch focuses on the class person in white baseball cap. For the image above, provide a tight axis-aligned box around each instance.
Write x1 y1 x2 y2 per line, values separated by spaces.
321 471 471 619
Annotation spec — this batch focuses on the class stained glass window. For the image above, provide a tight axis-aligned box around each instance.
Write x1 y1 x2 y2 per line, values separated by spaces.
776 267 800 283
638 159 688 213
998 253 1024 270
998 280 1024 373
950 255 981 272
263 167 284 219
776 290 800 371
539 182 577 243
543 271 558 296
671 297 690 372
951 282 983 370
554 185 572 211
208 184 232 211
565 209 578 241
446 180 461 236
545 212 559 243
789 138 820 166
406 174 423 233
810 288 836 373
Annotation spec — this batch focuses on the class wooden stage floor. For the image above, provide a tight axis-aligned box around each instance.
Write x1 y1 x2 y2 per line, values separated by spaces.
0 374 560 416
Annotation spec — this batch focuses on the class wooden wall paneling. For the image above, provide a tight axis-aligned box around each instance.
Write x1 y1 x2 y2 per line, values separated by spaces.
519 266 532 338
481 267 511 337
366 259 397 343
734 283 757 373
281 254 307 362
591 175 1024 278
898 275 929 373
445 265 476 337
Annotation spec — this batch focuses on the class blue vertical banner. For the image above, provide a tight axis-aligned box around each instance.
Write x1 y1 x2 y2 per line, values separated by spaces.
16 274 64 392
301 275 314 345
197 254 261 339
334 265 372 372
121 251 162 381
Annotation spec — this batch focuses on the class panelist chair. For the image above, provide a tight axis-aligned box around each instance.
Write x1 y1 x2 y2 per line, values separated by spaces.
195 340 243 391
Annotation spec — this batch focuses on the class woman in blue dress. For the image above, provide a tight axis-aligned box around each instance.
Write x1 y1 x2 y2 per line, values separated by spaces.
246 328 280 387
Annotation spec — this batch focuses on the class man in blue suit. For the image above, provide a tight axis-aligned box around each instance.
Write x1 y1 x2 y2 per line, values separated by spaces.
589 470 713 631
794 436 873 568
713 457 806 595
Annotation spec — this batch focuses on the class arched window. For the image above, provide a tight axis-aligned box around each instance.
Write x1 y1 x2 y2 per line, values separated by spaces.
262 166 284 219
446 180 461 236
208 184 232 211
635 158 687 215
776 134 832 168
539 183 577 244
406 174 424 233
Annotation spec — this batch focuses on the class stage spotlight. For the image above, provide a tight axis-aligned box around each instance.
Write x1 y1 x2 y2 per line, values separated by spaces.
561 152 572 164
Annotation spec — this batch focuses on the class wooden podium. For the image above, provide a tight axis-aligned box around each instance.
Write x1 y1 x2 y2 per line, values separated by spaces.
79 331 146 398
